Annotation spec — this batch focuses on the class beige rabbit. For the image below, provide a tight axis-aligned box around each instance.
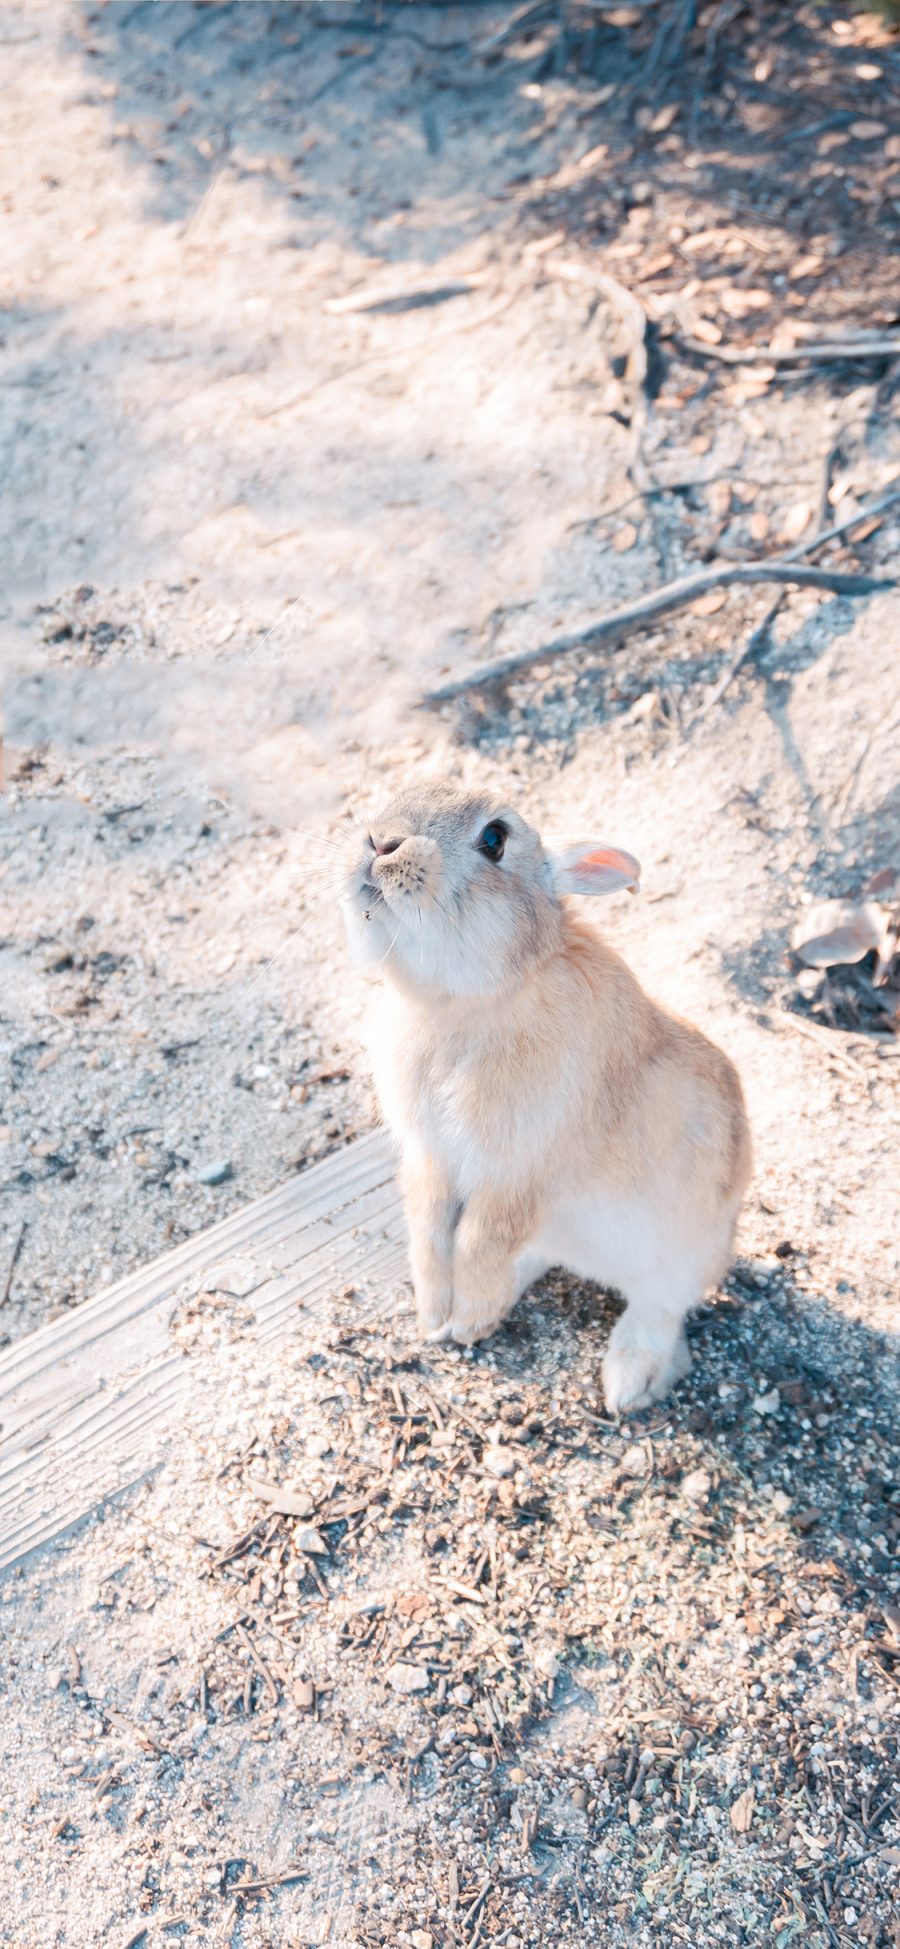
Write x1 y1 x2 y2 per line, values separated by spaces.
342 783 751 1412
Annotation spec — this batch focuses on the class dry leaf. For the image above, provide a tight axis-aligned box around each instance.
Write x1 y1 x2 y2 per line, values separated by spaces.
749 510 770 542
578 143 608 170
849 119 886 139
886 135 900 162
523 231 565 259
636 250 674 279
730 1786 756 1834
650 102 680 133
782 501 811 542
691 589 728 617
396 1590 430 1619
613 523 638 553
721 288 771 319
692 317 723 345
691 432 711 454
682 229 730 256
789 253 824 280
791 899 885 968
708 480 732 521
293 1524 329 1555
864 866 899 899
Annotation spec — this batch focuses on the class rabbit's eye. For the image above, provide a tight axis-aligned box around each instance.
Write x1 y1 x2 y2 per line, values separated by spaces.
477 821 507 862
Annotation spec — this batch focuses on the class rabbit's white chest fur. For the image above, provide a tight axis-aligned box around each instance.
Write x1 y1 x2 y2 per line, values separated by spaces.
370 986 571 1195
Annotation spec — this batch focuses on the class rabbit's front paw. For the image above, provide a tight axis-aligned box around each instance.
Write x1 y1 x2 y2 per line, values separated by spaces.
415 1279 453 1341
603 1319 691 1414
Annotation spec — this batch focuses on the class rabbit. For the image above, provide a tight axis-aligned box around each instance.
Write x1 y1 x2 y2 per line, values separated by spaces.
341 782 751 1413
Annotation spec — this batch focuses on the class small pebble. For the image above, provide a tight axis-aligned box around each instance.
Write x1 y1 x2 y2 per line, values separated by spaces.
387 1663 430 1696
196 1159 233 1186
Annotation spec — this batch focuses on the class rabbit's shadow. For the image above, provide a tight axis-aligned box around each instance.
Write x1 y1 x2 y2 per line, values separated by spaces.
457 1255 897 1612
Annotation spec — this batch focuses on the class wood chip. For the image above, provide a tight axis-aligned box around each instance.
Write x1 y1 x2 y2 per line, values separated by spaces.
246 1478 314 1519
730 1785 756 1833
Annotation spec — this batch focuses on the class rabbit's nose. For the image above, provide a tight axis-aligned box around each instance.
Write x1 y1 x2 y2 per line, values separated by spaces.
375 836 404 856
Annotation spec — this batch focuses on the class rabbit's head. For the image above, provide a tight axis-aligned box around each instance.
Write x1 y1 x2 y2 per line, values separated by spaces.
342 783 639 998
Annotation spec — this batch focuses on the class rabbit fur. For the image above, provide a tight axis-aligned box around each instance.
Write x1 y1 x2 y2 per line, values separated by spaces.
341 783 751 1413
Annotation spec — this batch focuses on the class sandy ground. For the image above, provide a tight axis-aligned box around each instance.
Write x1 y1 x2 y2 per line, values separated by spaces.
1 3 899 1945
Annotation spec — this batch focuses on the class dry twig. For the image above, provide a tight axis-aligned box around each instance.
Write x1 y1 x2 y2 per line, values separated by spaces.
682 333 900 368
1 1221 25 1307
423 563 892 704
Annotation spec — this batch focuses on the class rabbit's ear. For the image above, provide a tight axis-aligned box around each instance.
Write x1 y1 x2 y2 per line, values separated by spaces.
550 841 641 897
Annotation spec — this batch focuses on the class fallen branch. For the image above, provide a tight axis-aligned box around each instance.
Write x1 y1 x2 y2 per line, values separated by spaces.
423 563 893 704
691 481 900 722
681 333 900 368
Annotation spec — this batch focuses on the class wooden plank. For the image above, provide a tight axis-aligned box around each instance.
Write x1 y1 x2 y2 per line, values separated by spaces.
0 1129 404 1575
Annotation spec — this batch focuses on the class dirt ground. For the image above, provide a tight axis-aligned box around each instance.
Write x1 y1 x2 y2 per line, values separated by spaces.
1 3 899 1946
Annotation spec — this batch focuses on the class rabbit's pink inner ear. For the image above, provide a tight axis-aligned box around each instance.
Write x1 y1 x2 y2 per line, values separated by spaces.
553 843 641 896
